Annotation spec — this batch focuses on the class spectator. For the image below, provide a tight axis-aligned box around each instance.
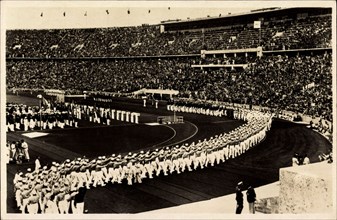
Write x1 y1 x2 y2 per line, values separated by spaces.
303 154 310 165
6 15 332 57
292 153 299 166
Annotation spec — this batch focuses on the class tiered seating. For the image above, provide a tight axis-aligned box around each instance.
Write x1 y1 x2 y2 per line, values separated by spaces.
7 15 331 58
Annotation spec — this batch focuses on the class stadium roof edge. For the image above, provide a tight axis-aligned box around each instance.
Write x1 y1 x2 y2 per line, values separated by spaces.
159 7 331 25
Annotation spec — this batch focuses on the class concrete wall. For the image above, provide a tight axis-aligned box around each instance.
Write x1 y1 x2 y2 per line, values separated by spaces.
279 162 333 214
255 197 279 214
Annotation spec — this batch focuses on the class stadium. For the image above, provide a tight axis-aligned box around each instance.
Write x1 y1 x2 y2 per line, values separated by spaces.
2 2 335 218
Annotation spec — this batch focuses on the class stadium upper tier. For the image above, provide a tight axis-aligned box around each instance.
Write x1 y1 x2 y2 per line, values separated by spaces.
6 14 331 58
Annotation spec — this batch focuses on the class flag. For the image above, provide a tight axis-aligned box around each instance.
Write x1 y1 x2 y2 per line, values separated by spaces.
42 97 50 108
50 44 58 49
13 45 22 49
168 39 175 45
303 82 315 91
273 32 284 38
188 39 197 47
109 43 118 49
74 44 84 51
131 42 142 47
254 20 261 29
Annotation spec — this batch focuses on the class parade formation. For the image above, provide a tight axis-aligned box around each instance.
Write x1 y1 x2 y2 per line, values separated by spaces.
6 103 141 134
12 104 273 214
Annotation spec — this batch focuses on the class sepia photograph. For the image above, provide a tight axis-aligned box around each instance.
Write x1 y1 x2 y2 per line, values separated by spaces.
1 1 336 219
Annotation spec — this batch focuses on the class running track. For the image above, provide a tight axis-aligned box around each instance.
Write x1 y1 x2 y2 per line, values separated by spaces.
5 98 332 214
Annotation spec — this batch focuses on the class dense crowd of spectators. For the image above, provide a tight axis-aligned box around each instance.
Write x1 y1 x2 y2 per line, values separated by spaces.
6 52 332 121
6 58 193 92
263 15 332 50
5 12 332 122
198 55 257 65
6 15 331 58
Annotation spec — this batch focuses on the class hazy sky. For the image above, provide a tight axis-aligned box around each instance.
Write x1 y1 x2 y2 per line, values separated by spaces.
2 1 333 30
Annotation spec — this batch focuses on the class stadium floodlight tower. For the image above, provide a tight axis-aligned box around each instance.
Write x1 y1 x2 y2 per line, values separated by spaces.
37 94 43 130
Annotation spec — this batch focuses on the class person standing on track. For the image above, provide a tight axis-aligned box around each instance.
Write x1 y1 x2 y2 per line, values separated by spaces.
27 190 39 214
292 153 299 166
45 193 59 213
246 185 256 214
73 182 87 214
35 156 41 172
303 154 310 165
21 139 30 162
235 181 244 214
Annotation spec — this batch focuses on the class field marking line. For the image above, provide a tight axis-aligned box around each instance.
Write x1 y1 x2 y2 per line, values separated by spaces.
151 125 177 148
161 121 199 148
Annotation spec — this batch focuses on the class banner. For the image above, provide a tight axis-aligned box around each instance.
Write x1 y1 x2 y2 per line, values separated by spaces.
254 21 261 29
42 97 51 108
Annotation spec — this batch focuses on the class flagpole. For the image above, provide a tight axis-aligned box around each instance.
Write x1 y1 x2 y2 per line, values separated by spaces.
37 94 42 130
259 27 261 46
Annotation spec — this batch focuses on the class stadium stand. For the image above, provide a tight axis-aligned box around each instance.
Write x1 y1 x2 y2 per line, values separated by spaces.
6 9 331 57
6 7 332 139
6 52 332 121
6 7 333 214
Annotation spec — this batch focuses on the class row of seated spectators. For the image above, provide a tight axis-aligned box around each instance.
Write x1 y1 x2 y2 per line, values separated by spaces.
198 55 257 65
7 52 332 121
262 15 332 51
6 15 331 58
